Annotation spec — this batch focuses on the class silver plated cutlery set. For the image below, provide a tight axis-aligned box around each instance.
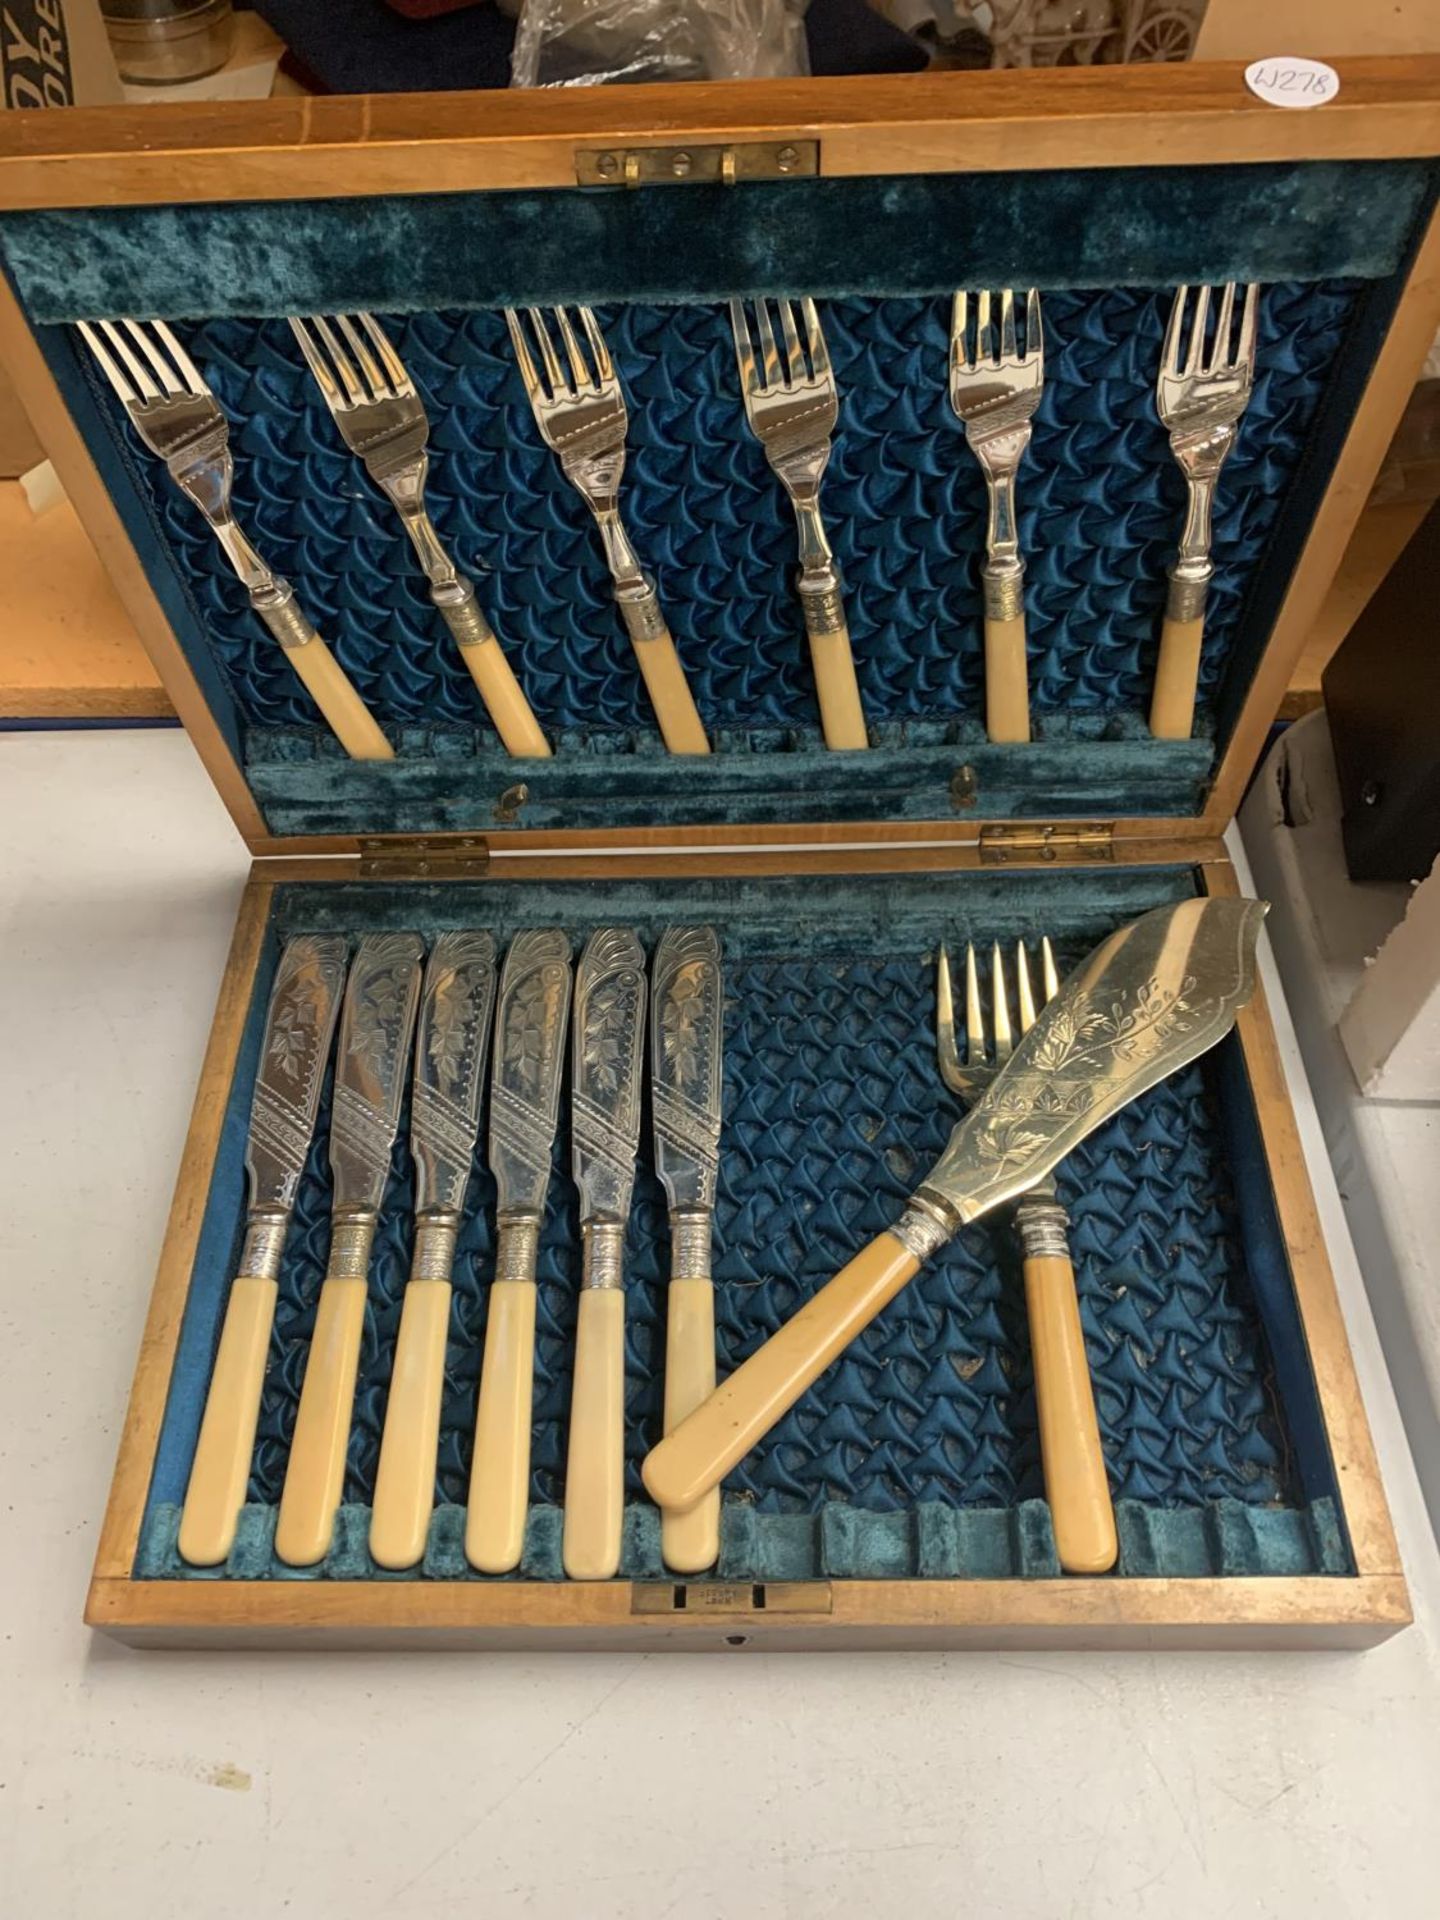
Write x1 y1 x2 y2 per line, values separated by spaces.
79 283 1259 761
179 922 726 1582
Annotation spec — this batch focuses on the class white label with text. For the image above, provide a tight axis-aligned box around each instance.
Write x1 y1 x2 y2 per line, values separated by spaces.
1245 57 1340 110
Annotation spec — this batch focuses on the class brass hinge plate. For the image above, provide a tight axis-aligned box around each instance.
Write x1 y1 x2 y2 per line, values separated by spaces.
575 139 819 189
358 836 490 880
979 821 1116 866
630 1580 833 1617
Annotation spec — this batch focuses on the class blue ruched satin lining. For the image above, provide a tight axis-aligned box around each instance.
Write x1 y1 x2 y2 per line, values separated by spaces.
71 281 1356 742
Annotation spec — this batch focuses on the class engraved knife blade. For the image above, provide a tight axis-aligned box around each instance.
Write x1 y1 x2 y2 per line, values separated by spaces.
411 931 497 1220
244 934 349 1225
651 925 722 1220
572 926 648 1232
329 931 426 1212
489 928 574 1220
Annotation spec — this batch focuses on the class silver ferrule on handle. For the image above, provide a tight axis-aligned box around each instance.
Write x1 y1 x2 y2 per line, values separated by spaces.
494 1211 542 1284
891 1191 961 1263
581 1217 626 1292
409 1212 460 1284
326 1210 379 1282
982 562 1025 622
669 1209 713 1283
431 576 497 651
1014 1195 1072 1261
616 579 668 645
250 578 319 652
238 1208 289 1283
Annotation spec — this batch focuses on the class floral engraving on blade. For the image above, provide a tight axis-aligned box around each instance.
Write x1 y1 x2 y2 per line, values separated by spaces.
969 975 1202 1177
502 964 567 1096
267 986 322 1083
427 970 478 1093
660 959 716 1093
583 972 643 1097
348 969 410 1076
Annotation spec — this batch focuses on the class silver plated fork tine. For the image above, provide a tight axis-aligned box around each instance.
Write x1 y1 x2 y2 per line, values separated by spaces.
754 299 782 391
524 307 566 397
802 298 830 379
1184 285 1211 376
1016 941 1037 1032
1208 283 1236 376
778 298 806 384
79 320 138 406
123 320 185 398
1025 288 1043 366
1000 289 1018 364
1041 935 1060 1003
312 314 365 409
578 306 614 384
977 290 993 364
951 292 970 373
152 320 207 398
1237 282 1260 372
289 315 345 409
936 945 963 1093
359 313 413 398
553 306 593 392
991 941 1014 1062
1162 286 1187 378
505 308 540 400
729 299 761 398
102 320 161 403
965 942 985 1069
337 313 388 402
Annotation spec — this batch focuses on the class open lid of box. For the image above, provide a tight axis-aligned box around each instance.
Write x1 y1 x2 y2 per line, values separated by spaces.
0 60 1437 858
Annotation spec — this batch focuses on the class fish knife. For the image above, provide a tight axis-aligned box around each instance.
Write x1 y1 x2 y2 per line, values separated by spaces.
465 929 574 1574
178 934 348 1567
370 932 497 1571
276 930 424 1566
650 926 724 1573
643 897 1267 1515
564 927 647 1581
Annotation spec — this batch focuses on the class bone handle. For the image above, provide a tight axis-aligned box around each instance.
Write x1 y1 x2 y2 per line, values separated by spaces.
432 583 551 757
799 589 868 751
1023 1251 1118 1574
1150 614 1204 740
983 613 1031 744
177 1274 276 1566
618 589 710 755
252 583 394 760
466 1274 539 1575
275 1273 368 1566
643 1231 919 1515
369 1277 451 1571
661 1275 721 1573
563 1286 627 1580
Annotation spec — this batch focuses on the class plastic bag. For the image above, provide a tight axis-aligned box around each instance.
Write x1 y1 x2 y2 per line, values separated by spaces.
510 0 809 88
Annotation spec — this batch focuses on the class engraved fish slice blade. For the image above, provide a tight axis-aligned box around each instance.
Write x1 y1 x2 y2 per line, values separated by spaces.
572 926 648 1223
651 926 722 1214
246 935 349 1211
330 932 426 1210
411 932 497 1216
489 928 574 1216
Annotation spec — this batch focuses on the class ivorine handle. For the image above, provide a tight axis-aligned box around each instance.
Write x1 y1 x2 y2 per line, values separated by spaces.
177 1273 277 1566
983 609 1031 744
466 1274 539 1575
275 1270 369 1567
618 588 710 755
643 1230 920 1515
369 1277 452 1571
432 582 551 758
660 1274 720 1573
251 582 394 761
1023 1250 1117 1574
800 588 868 751
563 1286 626 1580
1150 609 1204 740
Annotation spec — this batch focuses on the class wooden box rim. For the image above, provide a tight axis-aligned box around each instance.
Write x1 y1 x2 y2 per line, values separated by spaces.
1 57 1439 859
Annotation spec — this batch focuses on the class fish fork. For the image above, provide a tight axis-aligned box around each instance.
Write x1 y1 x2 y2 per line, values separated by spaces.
730 297 868 751
78 317 392 759
505 305 709 755
290 312 549 758
1151 282 1260 740
937 936 1117 1574
948 289 1045 744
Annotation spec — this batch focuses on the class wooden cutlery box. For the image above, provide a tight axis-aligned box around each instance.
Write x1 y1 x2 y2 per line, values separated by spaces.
3 59 1436 1649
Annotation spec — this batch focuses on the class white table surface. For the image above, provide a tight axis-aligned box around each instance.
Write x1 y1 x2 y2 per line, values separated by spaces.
3 727 1439 1920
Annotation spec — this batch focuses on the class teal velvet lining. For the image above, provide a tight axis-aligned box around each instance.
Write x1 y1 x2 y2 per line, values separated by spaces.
2 162 1431 323
136 868 1350 1584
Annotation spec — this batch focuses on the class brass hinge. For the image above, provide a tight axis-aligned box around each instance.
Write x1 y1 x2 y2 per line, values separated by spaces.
575 140 819 188
358 835 490 879
978 821 1116 866
630 1580 833 1617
